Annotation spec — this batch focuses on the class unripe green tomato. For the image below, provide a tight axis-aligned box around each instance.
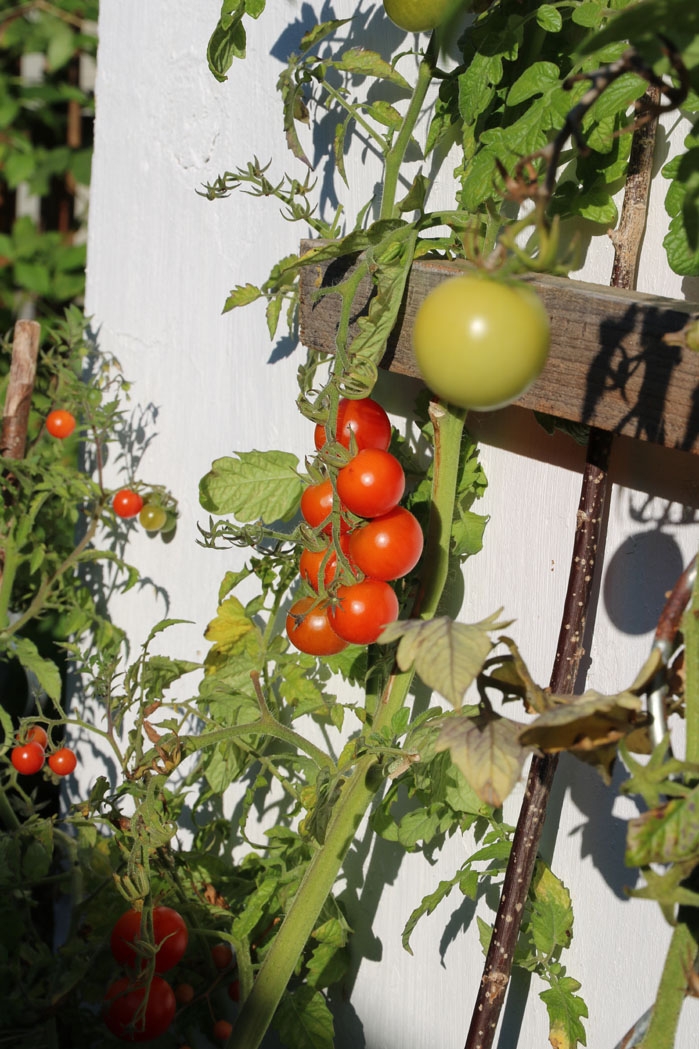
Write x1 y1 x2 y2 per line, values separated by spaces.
139 503 168 532
383 0 453 32
411 275 550 411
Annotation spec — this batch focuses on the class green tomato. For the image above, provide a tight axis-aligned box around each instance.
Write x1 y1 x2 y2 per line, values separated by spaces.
139 503 168 532
383 0 453 32
411 275 550 411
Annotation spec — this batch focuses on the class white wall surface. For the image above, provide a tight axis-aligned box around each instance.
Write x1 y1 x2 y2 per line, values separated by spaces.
83 2 699 1047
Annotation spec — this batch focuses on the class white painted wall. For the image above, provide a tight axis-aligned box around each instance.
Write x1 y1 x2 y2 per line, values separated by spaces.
83 2 699 1047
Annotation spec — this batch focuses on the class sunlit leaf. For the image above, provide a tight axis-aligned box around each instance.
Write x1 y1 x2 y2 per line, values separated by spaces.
435 711 528 807
199 450 303 521
626 782 699 867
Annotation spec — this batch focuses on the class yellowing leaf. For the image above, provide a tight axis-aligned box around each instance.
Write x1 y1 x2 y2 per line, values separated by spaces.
204 597 254 667
519 689 643 752
379 611 510 709
435 712 528 807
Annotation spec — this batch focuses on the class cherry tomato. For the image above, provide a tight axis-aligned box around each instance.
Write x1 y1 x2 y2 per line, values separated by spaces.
11 742 45 775
23 725 48 749
45 409 76 439
104 975 176 1042
336 449 405 519
412 275 550 411
113 489 145 519
348 506 424 581
299 534 353 591
48 747 77 776
383 0 453 32
314 397 391 453
329 579 399 645
139 504 168 532
286 596 348 656
300 479 348 535
174 982 195 1005
213 1020 233 1043
111 906 188 973
228 978 241 1002
211 943 234 970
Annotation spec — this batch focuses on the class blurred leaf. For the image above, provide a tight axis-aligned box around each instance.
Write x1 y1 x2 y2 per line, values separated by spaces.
626 784 699 867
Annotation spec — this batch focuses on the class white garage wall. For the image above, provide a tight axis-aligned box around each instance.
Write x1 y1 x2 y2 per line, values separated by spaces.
83 2 699 1047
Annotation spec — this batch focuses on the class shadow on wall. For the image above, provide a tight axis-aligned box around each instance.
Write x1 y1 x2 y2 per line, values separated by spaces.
603 527 686 635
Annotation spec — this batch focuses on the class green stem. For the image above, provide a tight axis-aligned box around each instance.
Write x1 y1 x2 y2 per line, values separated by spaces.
0 535 19 628
227 401 466 1049
0 781 20 829
641 924 698 1049
379 34 438 220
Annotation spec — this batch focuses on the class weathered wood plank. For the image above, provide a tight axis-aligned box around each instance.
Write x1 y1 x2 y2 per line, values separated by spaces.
298 240 699 454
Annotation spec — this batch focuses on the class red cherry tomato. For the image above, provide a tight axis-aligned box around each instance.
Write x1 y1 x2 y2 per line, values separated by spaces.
227 978 241 1002
210 943 234 970
300 479 348 535
299 534 353 591
314 397 391 452
23 725 48 749
45 409 76 439
104 975 176 1042
286 596 348 655
348 506 424 581
113 489 145 519
174 982 195 1004
111 906 188 973
213 1020 233 1043
329 579 399 645
48 747 77 776
336 449 405 519
11 742 45 774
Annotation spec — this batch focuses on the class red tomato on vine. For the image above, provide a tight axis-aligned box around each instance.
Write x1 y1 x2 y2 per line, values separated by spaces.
104 975 176 1042
11 742 45 774
113 489 144 519
110 906 188 973
45 409 76 439
314 397 391 452
48 747 77 776
286 596 348 655
348 506 424 581
336 448 405 518
329 579 399 645
300 479 348 534
299 534 353 591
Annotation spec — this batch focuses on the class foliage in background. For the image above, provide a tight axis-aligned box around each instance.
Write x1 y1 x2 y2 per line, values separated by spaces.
0 1 98 331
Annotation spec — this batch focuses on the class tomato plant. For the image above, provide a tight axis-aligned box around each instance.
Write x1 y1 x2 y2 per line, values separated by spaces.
299 534 353 591
10 741 45 774
348 506 424 581
412 276 550 411
329 579 400 645
110 906 188 973
104 975 176 1042
45 408 76 438
112 488 145 519
47 747 77 776
139 503 168 531
336 449 405 518
313 396 392 452
286 596 348 655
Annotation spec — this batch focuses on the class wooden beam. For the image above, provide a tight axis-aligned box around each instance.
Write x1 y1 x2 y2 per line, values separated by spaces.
298 240 699 454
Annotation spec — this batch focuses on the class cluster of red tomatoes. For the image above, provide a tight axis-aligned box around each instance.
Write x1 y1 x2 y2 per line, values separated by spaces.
104 906 239 1044
287 397 423 655
10 724 77 777
45 411 170 533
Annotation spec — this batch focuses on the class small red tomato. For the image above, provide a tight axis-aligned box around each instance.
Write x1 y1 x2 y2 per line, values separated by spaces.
348 506 424 581
45 409 76 439
48 747 77 776
299 534 353 591
329 579 399 645
336 449 405 519
314 397 391 452
113 489 144 519
286 596 348 656
11 742 45 775
174 982 195 1005
111 906 188 973
104 975 176 1042
22 725 48 749
300 479 349 535
211 943 234 970
213 1019 233 1043
227 978 241 1002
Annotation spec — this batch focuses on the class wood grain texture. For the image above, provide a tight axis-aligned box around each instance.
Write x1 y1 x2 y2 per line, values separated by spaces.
1 319 40 460
298 240 699 453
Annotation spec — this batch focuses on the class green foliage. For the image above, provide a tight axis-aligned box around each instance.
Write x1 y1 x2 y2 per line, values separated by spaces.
0 2 98 327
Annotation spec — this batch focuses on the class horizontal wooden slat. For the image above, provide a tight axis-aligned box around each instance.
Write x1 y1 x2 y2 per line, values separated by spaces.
298 239 699 454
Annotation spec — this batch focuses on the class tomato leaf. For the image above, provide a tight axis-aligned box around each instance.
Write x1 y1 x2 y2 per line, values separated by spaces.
435 711 528 808
626 783 699 867
273 984 335 1049
199 450 303 522
9 635 62 701
540 976 588 1049
379 611 510 709
204 597 255 657
333 49 411 92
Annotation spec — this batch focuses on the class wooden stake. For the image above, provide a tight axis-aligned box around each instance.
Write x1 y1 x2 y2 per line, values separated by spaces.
1 319 41 460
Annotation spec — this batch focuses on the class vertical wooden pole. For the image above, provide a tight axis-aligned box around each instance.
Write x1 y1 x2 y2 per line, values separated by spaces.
1 319 41 460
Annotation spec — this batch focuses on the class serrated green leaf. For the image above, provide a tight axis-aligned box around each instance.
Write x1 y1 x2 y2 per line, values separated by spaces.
540 975 588 1049
507 62 560 107
274 985 334 1049
199 449 303 521
401 869 465 954
626 783 699 866
334 49 410 91
452 509 488 559
223 283 262 312
300 19 351 54
207 8 246 81
140 655 200 701
378 611 509 709
529 861 574 958
436 712 527 808
9 636 62 701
